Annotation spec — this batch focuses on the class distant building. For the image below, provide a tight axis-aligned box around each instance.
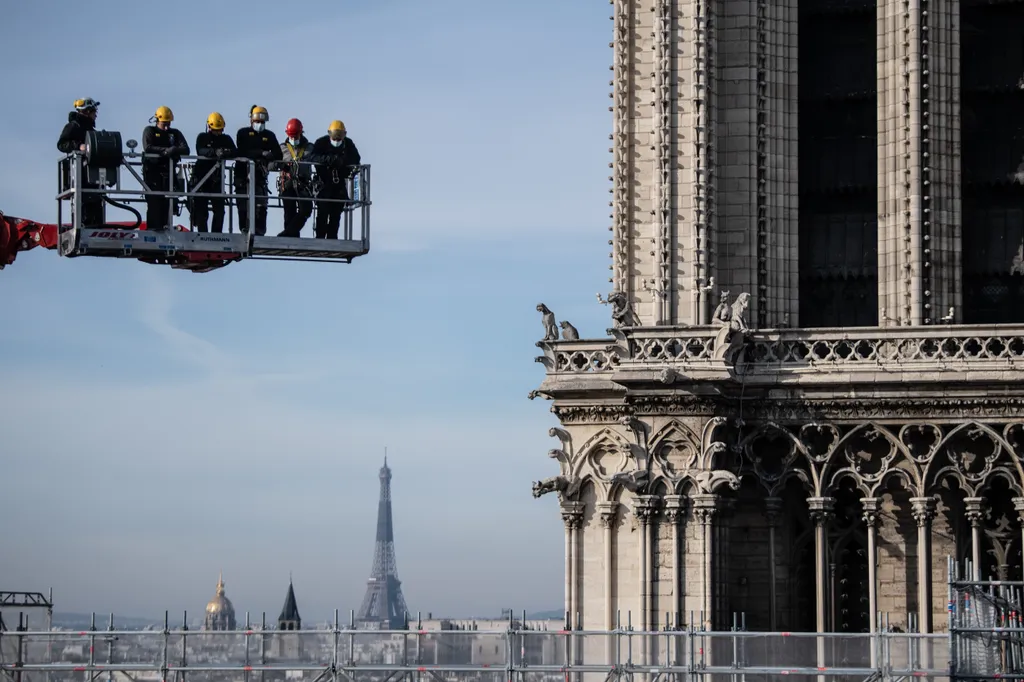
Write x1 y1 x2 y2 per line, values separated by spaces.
202 572 236 631
270 578 303 661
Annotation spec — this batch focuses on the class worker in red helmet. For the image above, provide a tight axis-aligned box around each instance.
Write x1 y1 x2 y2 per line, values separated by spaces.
272 118 315 238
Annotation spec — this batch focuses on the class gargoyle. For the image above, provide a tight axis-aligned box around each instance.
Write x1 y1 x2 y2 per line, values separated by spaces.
607 291 640 328
560 320 580 340
609 469 649 493
694 470 740 494
531 475 582 499
537 304 558 341
658 367 679 384
711 292 751 365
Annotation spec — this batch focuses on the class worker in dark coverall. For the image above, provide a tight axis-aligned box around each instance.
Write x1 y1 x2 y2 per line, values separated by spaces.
274 118 315 237
310 120 361 240
141 106 190 231
57 97 104 227
234 105 283 236
191 112 236 233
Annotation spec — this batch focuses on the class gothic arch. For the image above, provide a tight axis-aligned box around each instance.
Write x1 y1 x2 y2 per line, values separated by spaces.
922 421 1024 496
739 421 820 495
572 427 633 483
648 419 702 483
821 422 924 497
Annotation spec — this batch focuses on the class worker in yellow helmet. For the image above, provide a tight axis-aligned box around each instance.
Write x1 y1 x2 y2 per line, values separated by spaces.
57 97 103 226
233 105 283 236
142 106 190 231
309 120 361 239
190 112 237 233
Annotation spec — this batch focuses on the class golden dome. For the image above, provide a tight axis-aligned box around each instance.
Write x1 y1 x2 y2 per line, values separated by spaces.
205 571 235 615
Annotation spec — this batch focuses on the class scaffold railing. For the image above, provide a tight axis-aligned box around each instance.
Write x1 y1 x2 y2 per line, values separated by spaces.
0 615 950 682
949 556 1024 681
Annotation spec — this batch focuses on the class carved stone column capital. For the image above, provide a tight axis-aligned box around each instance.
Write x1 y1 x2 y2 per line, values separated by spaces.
596 501 619 529
560 502 585 531
808 496 835 526
1013 497 1024 524
964 497 985 528
633 495 659 524
765 497 783 527
861 497 881 528
664 494 688 525
692 493 719 524
910 496 937 527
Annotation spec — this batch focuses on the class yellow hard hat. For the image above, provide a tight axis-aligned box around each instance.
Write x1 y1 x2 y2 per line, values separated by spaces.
74 97 99 112
250 105 269 122
155 106 174 123
328 120 346 133
207 112 225 130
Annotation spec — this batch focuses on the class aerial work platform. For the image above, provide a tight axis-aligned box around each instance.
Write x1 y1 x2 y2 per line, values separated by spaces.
1 129 371 273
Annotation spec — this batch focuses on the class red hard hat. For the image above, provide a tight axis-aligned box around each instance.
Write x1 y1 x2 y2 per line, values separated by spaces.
285 118 303 137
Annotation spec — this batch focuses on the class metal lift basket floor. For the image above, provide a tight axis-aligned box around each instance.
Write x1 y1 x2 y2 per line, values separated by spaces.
52 130 371 272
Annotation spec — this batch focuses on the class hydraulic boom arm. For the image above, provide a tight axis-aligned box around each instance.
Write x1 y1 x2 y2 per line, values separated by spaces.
0 212 59 270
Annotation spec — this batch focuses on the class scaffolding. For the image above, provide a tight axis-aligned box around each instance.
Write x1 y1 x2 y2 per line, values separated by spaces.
0 610 950 682
949 556 1024 680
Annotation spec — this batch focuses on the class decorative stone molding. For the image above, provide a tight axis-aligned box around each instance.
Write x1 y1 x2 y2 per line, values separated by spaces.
861 497 881 528
910 497 937 527
633 495 660 524
691 493 719 524
964 497 985 528
560 502 585 531
664 494 687 525
808 497 835 526
537 324 1024 375
596 501 619 530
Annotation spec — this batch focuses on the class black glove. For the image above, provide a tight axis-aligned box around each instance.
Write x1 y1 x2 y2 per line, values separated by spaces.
262 150 274 159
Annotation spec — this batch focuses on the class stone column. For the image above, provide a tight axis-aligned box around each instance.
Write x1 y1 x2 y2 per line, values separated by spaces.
861 497 881 669
692 494 719 629
635 496 659 634
964 497 984 580
910 497 937 633
596 502 619 631
561 502 584 628
765 497 783 631
808 497 835 633
861 498 881 633
1014 498 1024 581
664 495 688 626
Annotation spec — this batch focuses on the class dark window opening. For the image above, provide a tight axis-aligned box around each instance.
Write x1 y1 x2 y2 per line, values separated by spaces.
798 0 878 327
961 1 1024 324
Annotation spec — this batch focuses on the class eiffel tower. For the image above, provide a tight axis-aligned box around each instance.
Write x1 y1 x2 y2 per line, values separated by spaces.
355 456 409 629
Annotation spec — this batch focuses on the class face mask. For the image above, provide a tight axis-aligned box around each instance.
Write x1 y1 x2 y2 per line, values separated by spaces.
252 122 265 133
330 139 342 147
288 136 300 145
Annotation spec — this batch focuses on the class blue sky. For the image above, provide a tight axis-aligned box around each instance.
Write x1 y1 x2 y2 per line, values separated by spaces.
0 0 616 620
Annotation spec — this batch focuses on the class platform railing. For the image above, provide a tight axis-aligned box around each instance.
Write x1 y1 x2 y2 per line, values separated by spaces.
55 144 371 264
0 622 950 681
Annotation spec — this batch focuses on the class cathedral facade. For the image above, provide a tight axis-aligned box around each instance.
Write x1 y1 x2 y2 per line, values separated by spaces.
531 0 1024 635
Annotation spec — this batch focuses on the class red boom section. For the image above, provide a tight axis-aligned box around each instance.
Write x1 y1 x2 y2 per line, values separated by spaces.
0 213 234 273
0 212 59 269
